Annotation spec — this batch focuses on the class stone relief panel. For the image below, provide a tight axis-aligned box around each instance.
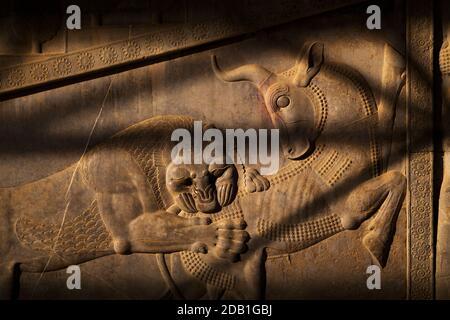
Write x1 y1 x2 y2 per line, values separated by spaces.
0 0 441 300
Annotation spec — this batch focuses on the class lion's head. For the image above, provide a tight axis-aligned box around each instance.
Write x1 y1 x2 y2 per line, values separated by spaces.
165 161 237 214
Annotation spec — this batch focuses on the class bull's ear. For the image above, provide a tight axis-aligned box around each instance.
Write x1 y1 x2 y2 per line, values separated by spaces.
293 42 324 87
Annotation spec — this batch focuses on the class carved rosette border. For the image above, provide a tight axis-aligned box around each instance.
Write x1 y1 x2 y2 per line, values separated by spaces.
0 19 242 94
408 153 434 299
406 1 434 299
0 0 363 98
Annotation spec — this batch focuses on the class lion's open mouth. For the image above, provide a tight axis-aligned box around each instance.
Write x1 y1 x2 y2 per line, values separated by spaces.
194 186 218 213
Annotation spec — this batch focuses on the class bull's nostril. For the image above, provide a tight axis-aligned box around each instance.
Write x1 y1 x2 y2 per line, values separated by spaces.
288 147 293 153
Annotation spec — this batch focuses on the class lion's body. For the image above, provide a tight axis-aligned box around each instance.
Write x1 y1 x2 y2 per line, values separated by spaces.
0 116 195 273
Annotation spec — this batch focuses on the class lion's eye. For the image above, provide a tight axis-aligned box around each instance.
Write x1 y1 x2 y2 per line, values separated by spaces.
276 95 290 108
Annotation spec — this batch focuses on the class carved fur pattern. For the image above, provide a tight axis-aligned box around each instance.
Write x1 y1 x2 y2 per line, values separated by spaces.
323 63 382 176
178 202 243 289
311 148 353 187
109 116 195 210
15 201 112 254
257 214 344 244
440 43 450 75
180 251 235 290
305 83 328 137
241 144 351 191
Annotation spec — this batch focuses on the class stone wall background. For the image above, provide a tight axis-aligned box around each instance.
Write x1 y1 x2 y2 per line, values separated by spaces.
0 0 428 300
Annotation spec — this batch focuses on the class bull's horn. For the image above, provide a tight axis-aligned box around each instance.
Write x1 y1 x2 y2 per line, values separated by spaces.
211 55 272 87
293 42 324 87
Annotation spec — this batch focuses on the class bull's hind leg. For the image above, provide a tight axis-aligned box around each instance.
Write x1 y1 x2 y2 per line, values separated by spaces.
340 171 406 267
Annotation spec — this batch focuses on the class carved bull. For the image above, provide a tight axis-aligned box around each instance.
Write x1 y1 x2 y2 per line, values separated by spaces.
176 41 406 299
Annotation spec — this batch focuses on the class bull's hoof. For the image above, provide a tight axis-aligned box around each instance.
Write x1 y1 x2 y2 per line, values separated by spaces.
362 232 388 267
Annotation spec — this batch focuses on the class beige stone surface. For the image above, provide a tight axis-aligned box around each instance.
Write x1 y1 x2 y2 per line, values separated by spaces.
0 0 441 300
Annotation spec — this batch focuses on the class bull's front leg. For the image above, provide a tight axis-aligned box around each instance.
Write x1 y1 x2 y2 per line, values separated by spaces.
340 171 406 267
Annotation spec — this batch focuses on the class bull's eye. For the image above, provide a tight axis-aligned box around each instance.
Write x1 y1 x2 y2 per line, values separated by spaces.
276 95 290 108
